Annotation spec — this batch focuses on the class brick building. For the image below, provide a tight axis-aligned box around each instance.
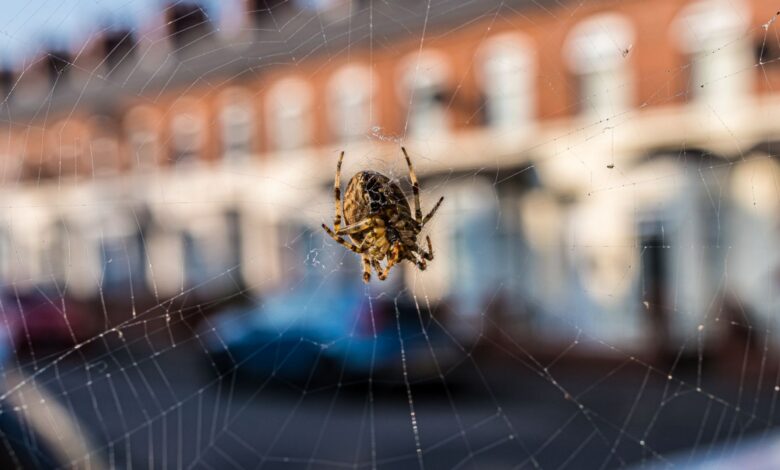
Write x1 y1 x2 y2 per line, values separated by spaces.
1 0 779 354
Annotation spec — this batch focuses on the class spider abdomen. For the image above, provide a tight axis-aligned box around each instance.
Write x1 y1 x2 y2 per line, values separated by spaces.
343 171 412 228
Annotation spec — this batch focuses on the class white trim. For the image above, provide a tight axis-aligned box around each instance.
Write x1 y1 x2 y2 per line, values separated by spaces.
476 32 536 132
265 77 313 151
396 50 452 137
327 64 375 142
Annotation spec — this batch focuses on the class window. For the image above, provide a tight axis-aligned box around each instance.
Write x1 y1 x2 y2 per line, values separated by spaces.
183 212 236 292
100 217 145 293
219 88 254 162
46 119 88 178
478 34 535 131
87 116 120 176
42 220 69 284
124 105 161 171
266 78 313 151
398 52 450 137
0 132 21 182
673 0 751 107
170 98 205 164
328 65 374 142
565 14 635 120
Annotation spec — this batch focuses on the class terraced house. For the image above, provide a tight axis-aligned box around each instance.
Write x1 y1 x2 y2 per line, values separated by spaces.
0 0 779 358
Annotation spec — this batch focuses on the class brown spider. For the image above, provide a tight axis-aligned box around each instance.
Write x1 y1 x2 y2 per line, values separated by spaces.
321 148 444 283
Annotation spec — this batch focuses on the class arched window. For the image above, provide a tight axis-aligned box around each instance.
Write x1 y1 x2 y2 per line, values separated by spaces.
328 64 374 142
673 0 751 107
0 131 21 183
218 87 254 162
477 34 535 131
169 97 206 164
124 105 161 172
87 116 121 176
266 77 313 151
46 119 88 178
397 52 450 137
565 14 635 120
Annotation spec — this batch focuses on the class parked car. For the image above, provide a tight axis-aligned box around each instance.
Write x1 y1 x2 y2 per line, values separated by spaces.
198 274 465 386
634 431 780 470
0 287 99 355
0 304 106 469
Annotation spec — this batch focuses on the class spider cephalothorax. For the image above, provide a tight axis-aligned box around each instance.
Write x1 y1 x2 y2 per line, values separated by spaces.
321 148 444 283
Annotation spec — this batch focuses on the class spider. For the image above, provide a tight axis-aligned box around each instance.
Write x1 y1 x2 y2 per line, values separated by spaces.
321 148 444 283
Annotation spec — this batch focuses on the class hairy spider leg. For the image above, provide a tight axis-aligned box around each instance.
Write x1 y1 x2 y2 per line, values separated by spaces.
410 250 428 270
361 256 372 283
333 151 345 232
336 218 374 236
421 235 434 261
421 197 444 227
377 243 402 280
321 224 364 254
370 259 383 279
401 147 423 223
323 151 367 253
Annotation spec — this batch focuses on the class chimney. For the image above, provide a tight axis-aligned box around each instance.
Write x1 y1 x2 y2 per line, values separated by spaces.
165 2 213 51
102 29 137 70
0 67 13 101
251 0 290 26
46 49 72 84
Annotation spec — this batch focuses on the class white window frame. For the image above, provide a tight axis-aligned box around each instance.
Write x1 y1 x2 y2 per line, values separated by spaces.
477 33 535 132
397 51 451 138
564 13 635 120
170 100 205 165
266 77 313 152
219 87 254 163
327 64 375 143
87 116 120 177
124 105 160 172
673 0 751 108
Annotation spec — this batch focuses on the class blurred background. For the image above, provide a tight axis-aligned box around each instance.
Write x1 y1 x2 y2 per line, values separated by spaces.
0 0 780 468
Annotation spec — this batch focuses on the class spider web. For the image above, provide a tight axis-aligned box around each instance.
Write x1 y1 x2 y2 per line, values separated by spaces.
0 0 778 469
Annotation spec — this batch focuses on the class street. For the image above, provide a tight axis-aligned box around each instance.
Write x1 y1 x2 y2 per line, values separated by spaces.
14 326 778 470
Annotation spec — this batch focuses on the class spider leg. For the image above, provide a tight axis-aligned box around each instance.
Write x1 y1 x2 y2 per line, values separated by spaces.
401 147 423 223
407 236 433 271
370 259 384 279
377 243 402 280
421 196 444 227
410 250 427 270
361 256 372 283
321 224 363 254
421 235 434 261
336 218 374 236
333 150 346 232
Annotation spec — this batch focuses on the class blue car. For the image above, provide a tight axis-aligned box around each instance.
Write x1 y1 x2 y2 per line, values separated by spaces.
199 273 463 385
